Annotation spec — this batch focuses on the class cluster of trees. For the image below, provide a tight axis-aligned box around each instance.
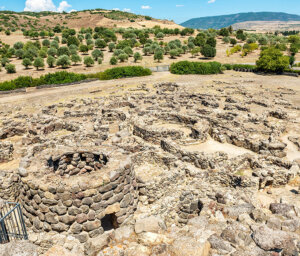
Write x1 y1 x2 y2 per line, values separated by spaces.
0 40 104 73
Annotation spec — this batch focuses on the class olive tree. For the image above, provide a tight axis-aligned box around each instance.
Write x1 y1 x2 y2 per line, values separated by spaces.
33 57 45 70
133 52 142 62
47 56 56 68
56 55 71 68
84 56 95 67
22 58 32 69
71 54 82 65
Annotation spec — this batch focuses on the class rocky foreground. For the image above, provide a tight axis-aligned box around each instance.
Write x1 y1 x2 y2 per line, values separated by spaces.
0 74 300 256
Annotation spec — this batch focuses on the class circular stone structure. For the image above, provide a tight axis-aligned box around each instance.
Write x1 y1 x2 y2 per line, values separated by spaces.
18 145 138 239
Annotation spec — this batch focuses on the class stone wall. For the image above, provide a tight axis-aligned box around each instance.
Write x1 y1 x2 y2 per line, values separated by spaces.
18 159 138 243
0 141 14 162
0 170 20 201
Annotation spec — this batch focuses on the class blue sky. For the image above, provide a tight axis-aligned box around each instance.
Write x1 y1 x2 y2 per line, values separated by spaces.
0 0 299 23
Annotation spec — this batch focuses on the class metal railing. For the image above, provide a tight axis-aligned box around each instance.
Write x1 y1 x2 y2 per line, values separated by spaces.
0 202 28 244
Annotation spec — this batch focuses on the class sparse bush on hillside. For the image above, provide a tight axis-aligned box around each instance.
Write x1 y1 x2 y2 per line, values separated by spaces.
79 44 89 54
22 58 32 69
133 52 142 63
5 64 16 73
154 50 164 62
1 57 10 67
84 56 94 67
91 49 103 61
156 32 164 40
33 57 44 70
56 55 71 68
71 54 82 65
42 39 50 47
230 38 237 45
47 55 56 68
108 43 116 52
58 46 70 56
15 49 24 59
201 44 216 58
110 56 118 65
118 53 129 62
222 37 230 44
95 39 107 49
124 46 133 57
47 47 57 57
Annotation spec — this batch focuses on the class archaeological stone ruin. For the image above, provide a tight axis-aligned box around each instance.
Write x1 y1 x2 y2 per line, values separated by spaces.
0 80 300 256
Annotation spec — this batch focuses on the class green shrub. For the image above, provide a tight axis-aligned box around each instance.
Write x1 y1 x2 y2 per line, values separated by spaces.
33 57 45 70
84 56 95 67
95 39 107 49
71 54 82 65
58 46 70 56
256 47 289 73
110 57 118 65
47 47 57 57
170 61 222 75
133 52 142 63
154 50 164 62
79 44 89 54
91 49 103 60
118 53 129 62
57 55 71 68
222 64 233 70
201 45 216 58
5 64 16 73
47 56 56 68
99 66 151 80
16 49 24 59
22 58 32 69
108 43 116 52
1 57 10 67
124 46 133 56
40 71 87 85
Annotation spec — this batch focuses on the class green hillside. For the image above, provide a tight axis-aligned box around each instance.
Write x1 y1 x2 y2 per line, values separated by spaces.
181 12 300 29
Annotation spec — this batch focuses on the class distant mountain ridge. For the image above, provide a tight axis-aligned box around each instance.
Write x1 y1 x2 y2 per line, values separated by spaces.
181 12 300 29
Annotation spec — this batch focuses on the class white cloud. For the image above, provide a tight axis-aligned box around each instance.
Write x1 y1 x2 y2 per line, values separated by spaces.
24 0 72 12
176 5 184 7
0 6 5 10
123 8 131 12
208 0 216 3
57 1 71 12
113 8 120 11
141 5 151 10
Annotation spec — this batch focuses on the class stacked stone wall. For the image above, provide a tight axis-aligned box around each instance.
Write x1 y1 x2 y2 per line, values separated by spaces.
18 162 138 242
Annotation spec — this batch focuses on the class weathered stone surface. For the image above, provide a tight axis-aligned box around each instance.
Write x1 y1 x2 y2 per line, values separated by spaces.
0 241 37 256
135 215 166 234
170 237 210 256
84 233 110 256
252 225 294 251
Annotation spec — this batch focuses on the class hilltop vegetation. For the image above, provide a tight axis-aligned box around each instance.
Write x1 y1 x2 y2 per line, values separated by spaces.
181 12 300 29
0 9 181 32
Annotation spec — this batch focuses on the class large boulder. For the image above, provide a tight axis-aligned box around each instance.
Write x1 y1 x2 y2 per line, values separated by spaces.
84 233 110 256
252 225 295 251
135 215 166 234
169 236 210 256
